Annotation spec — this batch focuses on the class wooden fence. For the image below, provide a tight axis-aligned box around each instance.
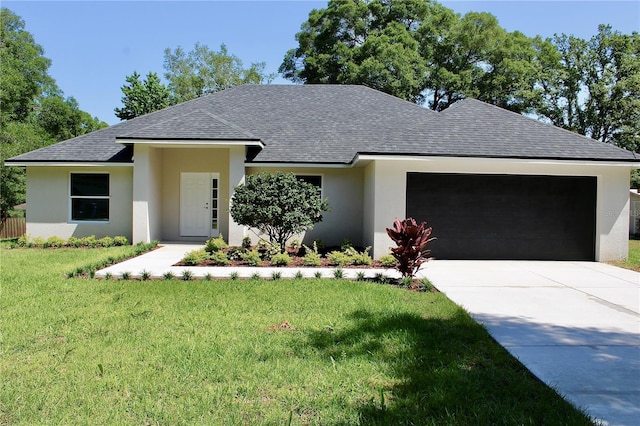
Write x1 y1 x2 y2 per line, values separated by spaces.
0 217 26 238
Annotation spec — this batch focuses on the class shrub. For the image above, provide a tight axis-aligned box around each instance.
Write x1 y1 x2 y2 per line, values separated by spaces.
16 235 28 247
120 271 131 280
210 250 230 266
271 252 292 267
205 235 228 253
386 217 435 278
333 268 344 279
204 273 213 281
379 254 397 268
242 250 262 266
163 271 175 280
356 271 366 281
351 246 372 266
226 246 245 261
46 236 66 248
80 235 98 248
113 236 129 246
182 248 209 266
314 271 322 279
302 242 322 266
294 270 304 279
327 250 351 267
67 236 82 247
181 270 193 281
98 236 114 247
229 271 239 280
30 237 46 248
271 271 282 280
288 238 302 250
341 238 353 251
241 236 252 251
140 270 152 281
230 172 330 251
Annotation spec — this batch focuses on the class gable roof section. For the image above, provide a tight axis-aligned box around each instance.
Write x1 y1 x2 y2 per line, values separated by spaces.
118 109 259 141
7 84 638 164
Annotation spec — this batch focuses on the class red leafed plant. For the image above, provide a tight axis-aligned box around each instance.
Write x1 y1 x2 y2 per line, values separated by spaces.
386 217 435 278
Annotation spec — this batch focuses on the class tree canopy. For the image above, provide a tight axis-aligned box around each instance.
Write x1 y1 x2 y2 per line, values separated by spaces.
163 43 274 103
281 0 639 154
230 172 330 251
114 71 171 120
0 7 107 219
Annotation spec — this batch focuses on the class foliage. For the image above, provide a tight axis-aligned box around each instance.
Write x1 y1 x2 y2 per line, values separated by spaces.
210 250 230 266
0 8 53 123
270 252 292 267
327 250 352 267
242 250 262 266
303 242 322 266
534 26 640 152
15 234 130 249
350 246 373 266
182 248 210 266
386 217 435 278
163 43 274 103
632 170 640 189
114 71 171 120
230 172 330 251
379 254 397 268
0 8 107 219
205 235 228 254
241 236 252 251
281 0 538 111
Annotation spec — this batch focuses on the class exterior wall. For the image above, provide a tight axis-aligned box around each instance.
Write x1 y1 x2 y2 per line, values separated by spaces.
132 145 163 243
245 166 365 247
160 148 231 241
25 166 133 240
364 157 633 261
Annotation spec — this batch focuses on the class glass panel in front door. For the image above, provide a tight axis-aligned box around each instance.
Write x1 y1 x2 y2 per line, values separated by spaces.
211 178 219 231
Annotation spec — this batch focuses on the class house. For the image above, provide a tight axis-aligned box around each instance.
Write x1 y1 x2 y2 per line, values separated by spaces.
631 190 640 237
7 85 640 261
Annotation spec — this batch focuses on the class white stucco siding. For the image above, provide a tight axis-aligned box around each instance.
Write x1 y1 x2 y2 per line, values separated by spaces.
25 166 133 240
362 157 634 261
245 167 365 247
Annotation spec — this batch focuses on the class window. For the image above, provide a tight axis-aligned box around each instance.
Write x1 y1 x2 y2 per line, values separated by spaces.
70 173 109 221
296 175 322 192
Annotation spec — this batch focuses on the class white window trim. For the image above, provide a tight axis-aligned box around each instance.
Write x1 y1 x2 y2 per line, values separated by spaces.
68 172 111 224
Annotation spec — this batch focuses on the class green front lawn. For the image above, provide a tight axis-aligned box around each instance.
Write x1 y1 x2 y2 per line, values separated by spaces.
0 247 594 425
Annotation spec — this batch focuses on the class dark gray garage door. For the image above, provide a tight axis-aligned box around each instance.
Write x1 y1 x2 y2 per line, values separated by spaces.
406 173 596 260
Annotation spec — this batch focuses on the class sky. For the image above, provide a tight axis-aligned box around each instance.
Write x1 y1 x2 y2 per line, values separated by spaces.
5 0 640 125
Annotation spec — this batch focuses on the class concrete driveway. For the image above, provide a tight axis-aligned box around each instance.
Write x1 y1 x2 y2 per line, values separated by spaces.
420 261 640 426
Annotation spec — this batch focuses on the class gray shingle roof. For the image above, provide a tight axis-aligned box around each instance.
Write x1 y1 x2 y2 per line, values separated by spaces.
8 84 638 164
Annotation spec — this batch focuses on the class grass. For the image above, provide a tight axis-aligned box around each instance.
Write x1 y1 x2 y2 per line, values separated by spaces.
0 247 594 425
609 239 640 271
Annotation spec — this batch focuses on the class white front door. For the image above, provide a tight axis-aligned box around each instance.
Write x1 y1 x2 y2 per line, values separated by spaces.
180 172 220 238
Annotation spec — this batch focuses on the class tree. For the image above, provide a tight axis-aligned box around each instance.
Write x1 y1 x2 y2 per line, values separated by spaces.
0 8 53 123
114 71 171 120
230 172 330 251
0 7 107 220
533 26 640 153
280 0 539 111
280 0 430 103
164 43 273 103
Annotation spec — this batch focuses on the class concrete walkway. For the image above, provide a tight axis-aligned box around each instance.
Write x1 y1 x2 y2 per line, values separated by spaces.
419 261 640 426
96 246 639 425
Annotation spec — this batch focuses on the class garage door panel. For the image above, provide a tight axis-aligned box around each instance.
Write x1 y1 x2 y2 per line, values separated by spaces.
406 173 596 260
